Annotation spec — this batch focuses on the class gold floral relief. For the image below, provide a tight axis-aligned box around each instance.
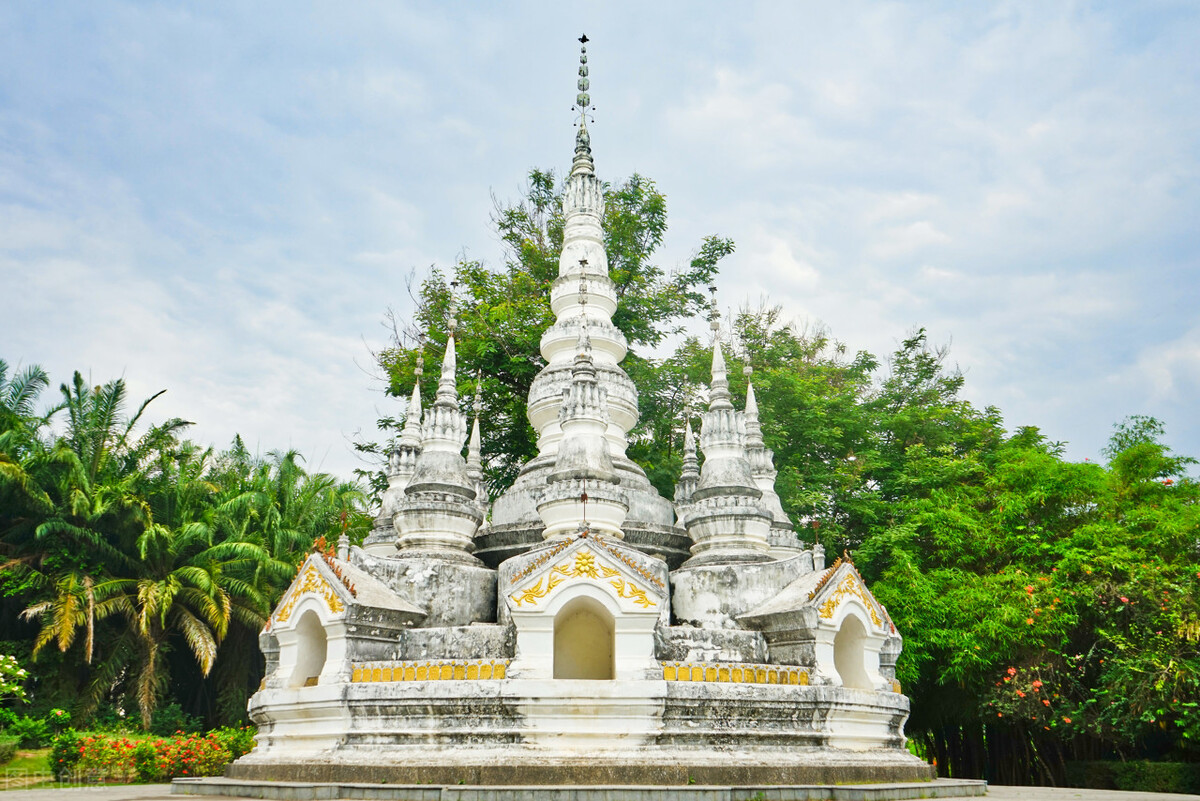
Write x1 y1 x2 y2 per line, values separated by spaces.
817 573 884 627
510 573 564 607
609 577 657 608
572 551 598 578
275 563 344 622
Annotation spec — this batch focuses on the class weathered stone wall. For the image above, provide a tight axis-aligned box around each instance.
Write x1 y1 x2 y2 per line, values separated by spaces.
654 625 768 664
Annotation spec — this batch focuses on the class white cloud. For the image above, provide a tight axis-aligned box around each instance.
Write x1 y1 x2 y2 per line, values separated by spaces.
1135 327 1200 402
2 0 1199 481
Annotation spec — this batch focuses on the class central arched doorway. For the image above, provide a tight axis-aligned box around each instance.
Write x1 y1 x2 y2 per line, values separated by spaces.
553 596 615 679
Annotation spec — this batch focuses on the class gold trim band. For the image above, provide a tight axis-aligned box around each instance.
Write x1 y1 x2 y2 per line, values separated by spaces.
661 662 810 686
351 660 509 683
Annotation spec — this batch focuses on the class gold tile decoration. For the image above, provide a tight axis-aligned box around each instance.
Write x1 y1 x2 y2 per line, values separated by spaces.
661 662 810 686
509 548 657 608
352 659 510 683
892 679 902 694
817 572 884 627
275 563 345 623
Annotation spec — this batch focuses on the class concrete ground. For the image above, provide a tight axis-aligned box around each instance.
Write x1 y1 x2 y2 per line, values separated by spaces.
0 786 1198 801
977 788 1200 801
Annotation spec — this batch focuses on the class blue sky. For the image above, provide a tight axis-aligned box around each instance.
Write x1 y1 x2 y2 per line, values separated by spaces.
3 2 1198 479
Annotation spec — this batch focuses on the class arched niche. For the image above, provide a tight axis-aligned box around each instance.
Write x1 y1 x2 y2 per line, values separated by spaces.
833 612 871 690
553 596 615 680
290 609 328 688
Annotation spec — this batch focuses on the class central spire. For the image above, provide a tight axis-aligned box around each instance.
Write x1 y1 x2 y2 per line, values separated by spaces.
483 35 684 566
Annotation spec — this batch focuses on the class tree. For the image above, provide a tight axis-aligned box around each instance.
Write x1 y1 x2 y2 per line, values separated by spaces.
1 360 368 728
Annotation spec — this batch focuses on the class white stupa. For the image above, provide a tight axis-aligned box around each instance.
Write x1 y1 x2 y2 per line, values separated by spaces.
232 37 931 788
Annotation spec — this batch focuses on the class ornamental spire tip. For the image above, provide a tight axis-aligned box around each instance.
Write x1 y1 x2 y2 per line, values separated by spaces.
571 35 594 177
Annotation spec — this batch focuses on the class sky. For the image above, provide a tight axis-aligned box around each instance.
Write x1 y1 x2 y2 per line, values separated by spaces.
2 1 1198 480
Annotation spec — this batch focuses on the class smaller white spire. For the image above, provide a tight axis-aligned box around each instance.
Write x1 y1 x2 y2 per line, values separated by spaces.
740 361 798 556
466 371 485 505
744 364 759 420
434 281 460 407
396 308 483 562
435 336 458 407
399 382 423 446
674 412 700 507
709 341 733 411
707 284 732 410
362 346 426 556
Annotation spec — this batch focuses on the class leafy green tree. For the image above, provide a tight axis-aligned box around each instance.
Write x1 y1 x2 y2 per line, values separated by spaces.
2 364 365 729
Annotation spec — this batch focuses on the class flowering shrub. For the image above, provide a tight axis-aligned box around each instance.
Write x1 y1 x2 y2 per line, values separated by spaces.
76 734 140 783
49 729 80 781
207 726 256 760
59 730 243 783
0 654 28 704
47 708 70 732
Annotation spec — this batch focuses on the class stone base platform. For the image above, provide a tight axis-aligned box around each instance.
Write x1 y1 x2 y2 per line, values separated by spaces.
224 752 934 787
172 777 986 800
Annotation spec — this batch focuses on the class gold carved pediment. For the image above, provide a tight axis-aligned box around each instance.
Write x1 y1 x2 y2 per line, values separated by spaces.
816 571 883 628
509 544 659 609
274 561 345 623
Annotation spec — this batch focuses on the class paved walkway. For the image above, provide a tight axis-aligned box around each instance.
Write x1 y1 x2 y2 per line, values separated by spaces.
0 785 1197 801
975 789 1200 801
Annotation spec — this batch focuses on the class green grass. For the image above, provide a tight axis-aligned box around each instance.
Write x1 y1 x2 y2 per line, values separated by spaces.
2 748 48 774
0 747 53 790
0 745 148 791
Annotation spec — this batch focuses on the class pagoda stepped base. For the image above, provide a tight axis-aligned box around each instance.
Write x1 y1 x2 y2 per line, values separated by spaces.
221 753 936 788
239 680 929 787
177 777 985 800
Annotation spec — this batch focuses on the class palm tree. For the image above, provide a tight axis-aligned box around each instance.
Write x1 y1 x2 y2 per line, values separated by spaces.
202 445 364 723
0 359 61 450
1 361 65 644
20 373 212 727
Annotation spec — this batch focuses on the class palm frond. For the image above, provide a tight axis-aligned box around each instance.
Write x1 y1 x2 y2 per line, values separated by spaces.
171 607 218 675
